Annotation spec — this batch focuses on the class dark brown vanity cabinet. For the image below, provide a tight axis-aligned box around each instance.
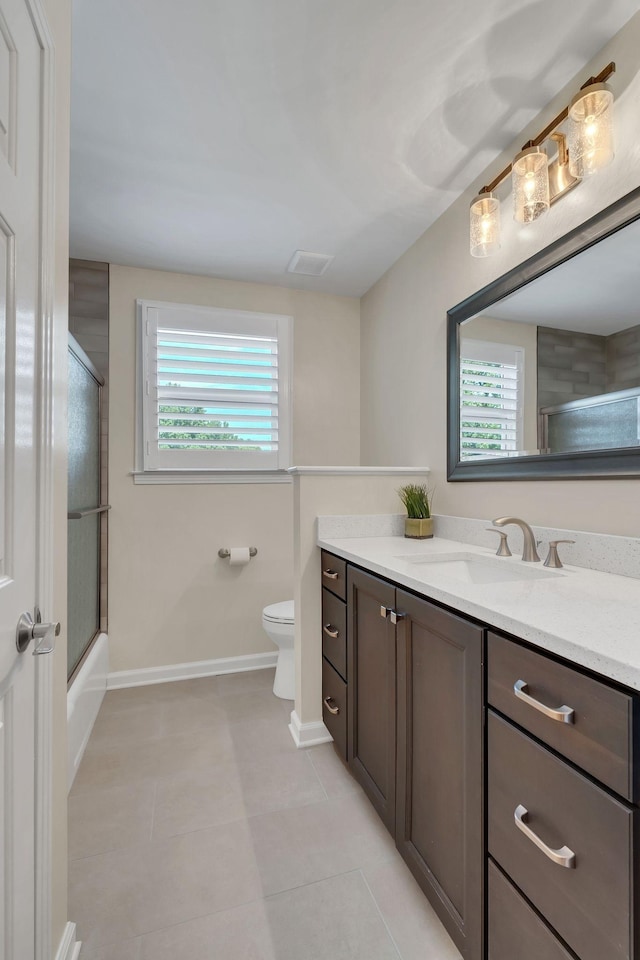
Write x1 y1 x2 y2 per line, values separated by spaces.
487 631 640 960
342 561 483 959
396 589 483 960
347 566 396 832
319 550 640 960
320 551 349 755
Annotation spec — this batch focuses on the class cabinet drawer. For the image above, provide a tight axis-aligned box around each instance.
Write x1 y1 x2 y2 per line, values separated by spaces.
489 711 634 960
320 550 347 601
488 861 574 960
488 631 635 800
322 658 347 759
322 588 347 681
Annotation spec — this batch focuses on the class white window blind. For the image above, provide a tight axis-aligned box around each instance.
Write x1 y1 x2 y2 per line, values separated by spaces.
460 338 524 460
138 301 292 471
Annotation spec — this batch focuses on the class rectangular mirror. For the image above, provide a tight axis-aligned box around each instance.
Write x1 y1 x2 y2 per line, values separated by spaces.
447 186 640 480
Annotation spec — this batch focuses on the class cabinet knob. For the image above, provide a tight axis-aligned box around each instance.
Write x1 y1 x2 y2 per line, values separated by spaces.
390 610 405 625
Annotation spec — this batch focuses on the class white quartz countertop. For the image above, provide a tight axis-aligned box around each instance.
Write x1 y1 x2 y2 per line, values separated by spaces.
317 534 640 691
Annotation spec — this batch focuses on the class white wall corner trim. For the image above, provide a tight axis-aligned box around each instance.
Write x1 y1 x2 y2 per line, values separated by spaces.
288 709 332 748
131 470 293 485
107 651 278 689
54 923 81 960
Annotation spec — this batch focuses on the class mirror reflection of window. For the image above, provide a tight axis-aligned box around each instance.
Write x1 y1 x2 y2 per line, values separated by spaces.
459 338 524 460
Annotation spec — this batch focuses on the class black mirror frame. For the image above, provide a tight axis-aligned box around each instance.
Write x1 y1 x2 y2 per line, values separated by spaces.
447 186 640 481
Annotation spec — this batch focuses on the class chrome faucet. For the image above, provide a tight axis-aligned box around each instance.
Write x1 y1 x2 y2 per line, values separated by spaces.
492 517 541 562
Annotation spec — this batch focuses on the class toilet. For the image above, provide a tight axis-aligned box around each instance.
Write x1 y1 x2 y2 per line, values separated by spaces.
262 600 295 700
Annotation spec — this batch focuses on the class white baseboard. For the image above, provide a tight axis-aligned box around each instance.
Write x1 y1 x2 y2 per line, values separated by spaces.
55 922 81 960
67 633 109 791
288 709 332 748
107 650 278 690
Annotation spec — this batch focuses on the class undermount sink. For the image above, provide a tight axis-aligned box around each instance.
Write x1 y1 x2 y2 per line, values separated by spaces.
394 552 562 585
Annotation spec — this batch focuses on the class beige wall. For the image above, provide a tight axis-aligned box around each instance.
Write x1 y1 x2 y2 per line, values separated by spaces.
361 13 640 538
45 0 72 949
108 265 360 672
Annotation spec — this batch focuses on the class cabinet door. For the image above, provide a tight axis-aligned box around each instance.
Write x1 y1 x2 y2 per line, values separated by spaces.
396 590 484 960
347 566 397 832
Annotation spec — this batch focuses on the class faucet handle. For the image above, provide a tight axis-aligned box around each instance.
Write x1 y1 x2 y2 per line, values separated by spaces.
544 540 575 569
486 528 512 557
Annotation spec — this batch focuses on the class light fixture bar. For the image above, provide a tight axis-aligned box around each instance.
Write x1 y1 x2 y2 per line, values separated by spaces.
477 61 616 197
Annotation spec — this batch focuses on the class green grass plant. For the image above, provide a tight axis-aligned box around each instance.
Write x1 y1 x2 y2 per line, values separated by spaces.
397 483 433 519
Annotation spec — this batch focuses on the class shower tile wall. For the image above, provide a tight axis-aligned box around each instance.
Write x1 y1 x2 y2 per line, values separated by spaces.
607 324 640 393
537 327 607 410
69 259 109 633
537 322 640 410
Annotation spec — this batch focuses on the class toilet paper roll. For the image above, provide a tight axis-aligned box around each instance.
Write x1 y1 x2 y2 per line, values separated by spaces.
229 547 251 566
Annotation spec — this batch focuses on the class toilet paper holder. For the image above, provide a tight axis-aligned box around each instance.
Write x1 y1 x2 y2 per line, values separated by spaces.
218 547 258 559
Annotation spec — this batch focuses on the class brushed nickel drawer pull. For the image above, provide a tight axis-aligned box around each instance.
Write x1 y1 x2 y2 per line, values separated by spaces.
323 569 339 581
514 804 575 868
323 697 340 715
323 624 339 639
380 605 390 619
514 680 575 724
390 610 405 625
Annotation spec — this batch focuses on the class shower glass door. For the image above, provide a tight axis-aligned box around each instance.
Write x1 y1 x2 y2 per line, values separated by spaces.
67 336 106 680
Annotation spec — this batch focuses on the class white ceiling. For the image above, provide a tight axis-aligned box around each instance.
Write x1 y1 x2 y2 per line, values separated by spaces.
70 0 639 297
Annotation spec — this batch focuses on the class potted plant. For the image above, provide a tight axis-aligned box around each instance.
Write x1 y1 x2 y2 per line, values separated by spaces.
398 483 434 539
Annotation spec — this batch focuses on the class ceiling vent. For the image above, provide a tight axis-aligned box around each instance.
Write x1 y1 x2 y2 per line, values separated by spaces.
287 250 335 277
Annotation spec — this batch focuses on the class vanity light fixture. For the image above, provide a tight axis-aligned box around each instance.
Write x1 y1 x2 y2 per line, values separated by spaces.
512 145 550 223
568 82 615 178
469 191 501 257
469 62 615 257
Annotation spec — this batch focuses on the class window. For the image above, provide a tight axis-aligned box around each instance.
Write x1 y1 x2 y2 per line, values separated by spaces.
459 338 524 460
138 300 292 472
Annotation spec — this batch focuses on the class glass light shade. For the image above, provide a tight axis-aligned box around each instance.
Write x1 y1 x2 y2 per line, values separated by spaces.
568 82 614 179
469 192 501 258
512 146 550 224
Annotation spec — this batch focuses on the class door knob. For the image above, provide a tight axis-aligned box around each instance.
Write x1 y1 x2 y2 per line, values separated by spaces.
16 612 60 654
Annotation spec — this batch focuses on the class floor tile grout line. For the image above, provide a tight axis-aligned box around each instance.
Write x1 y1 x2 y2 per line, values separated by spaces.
260 866 368 904
149 779 158 842
69 787 339 862
359 868 405 960
304 748 330 801
81 868 374 954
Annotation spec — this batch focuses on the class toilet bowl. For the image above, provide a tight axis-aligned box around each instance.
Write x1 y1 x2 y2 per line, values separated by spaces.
262 600 295 700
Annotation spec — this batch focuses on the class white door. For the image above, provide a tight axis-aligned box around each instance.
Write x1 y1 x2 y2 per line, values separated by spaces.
0 0 52 957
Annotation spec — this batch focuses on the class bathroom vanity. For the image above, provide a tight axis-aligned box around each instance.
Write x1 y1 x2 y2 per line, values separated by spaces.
319 537 640 960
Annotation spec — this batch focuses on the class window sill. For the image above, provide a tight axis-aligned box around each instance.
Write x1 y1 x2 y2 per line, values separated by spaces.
131 470 293 485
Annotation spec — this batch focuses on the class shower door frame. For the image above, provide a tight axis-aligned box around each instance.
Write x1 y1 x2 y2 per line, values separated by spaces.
67 334 107 686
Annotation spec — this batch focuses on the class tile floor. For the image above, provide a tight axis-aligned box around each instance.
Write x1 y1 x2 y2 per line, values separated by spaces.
69 667 462 959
